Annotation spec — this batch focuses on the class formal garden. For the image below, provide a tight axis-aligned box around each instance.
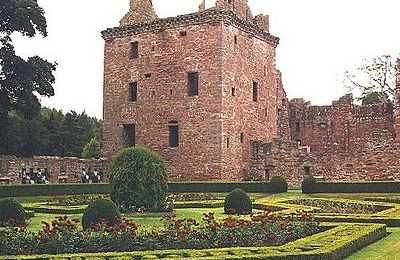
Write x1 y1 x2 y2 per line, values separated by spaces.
0 148 400 259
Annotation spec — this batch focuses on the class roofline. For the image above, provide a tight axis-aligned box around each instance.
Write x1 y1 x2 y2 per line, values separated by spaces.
101 9 279 47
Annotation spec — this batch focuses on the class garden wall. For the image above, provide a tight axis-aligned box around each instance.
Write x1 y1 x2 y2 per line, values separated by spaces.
0 156 108 184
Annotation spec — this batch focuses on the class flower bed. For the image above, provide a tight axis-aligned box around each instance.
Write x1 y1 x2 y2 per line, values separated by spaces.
286 199 391 214
0 211 319 256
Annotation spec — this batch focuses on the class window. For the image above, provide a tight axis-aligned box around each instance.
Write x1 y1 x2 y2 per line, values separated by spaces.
231 87 236 97
295 122 300 132
187 72 199 97
169 121 179 148
180 31 187 37
227 137 230 148
252 81 258 102
130 42 138 59
234 35 238 44
304 166 311 176
123 124 136 147
240 133 244 143
145 73 151 79
129 82 138 102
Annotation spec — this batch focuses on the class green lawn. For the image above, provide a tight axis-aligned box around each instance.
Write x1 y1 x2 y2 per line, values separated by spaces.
346 228 400 260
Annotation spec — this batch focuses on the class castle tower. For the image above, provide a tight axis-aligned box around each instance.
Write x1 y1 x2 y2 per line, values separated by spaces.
120 0 157 26
102 1 280 180
395 58 400 139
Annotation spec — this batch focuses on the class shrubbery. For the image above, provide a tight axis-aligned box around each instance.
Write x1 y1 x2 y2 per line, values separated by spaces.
302 176 317 194
82 199 121 230
109 147 168 212
269 176 288 193
0 198 26 226
224 189 252 215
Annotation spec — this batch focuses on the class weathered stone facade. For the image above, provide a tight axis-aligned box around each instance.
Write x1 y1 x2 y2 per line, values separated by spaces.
0 156 107 184
395 59 400 139
251 72 400 187
102 0 280 180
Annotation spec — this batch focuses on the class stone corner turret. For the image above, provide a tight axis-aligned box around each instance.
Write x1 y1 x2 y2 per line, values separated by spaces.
120 0 158 27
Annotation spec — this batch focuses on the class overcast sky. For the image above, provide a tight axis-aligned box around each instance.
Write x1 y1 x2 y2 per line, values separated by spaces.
12 0 400 119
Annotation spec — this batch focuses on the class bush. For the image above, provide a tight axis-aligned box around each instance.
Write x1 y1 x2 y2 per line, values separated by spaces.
302 176 317 194
224 188 252 215
82 199 121 230
0 198 26 226
82 137 103 159
269 176 288 193
109 147 168 212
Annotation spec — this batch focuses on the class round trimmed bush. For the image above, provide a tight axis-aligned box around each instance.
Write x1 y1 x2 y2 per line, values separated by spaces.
224 188 252 215
269 176 288 193
302 176 317 194
82 199 121 230
109 147 168 212
0 198 26 226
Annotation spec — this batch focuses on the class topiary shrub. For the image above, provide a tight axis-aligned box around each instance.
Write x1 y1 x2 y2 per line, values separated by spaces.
269 176 288 193
82 199 121 230
224 188 252 215
0 198 26 226
302 176 317 194
109 147 168 212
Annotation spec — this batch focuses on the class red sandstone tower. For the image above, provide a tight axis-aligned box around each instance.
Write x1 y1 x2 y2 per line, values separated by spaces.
395 58 400 139
102 0 280 180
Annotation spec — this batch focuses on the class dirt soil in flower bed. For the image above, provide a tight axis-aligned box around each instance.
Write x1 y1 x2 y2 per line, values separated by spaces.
285 199 391 214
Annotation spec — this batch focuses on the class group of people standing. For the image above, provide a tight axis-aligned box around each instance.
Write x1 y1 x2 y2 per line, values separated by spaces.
20 168 51 184
81 168 103 183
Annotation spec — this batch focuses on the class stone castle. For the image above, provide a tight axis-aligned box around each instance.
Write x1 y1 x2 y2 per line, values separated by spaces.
101 0 400 186
2 0 397 186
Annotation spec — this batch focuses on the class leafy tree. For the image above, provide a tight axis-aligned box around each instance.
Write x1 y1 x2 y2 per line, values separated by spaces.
344 55 396 103
0 0 57 133
361 91 389 105
82 137 103 159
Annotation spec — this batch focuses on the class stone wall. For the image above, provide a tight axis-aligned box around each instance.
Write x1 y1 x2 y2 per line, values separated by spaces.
0 156 108 185
395 58 400 139
102 2 280 181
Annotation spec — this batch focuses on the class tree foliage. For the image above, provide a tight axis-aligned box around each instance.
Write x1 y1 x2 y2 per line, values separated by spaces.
82 137 103 159
344 55 396 104
0 0 57 132
0 107 102 158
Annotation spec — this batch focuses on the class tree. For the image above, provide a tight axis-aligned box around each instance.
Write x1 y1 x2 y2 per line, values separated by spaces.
82 137 103 159
344 55 396 104
0 0 56 133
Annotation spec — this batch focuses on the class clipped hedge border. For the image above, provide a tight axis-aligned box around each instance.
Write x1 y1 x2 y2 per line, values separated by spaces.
0 182 275 198
0 223 386 260
311 181 400 193
23 203 86 214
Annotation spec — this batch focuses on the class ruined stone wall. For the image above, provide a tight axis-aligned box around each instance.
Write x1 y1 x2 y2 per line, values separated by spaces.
215 0 253 23
289 94 396 153
395 58 400 139
0 156 108 185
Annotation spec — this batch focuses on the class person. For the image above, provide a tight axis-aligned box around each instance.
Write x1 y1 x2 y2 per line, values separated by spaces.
37 168 45 184
87 168 94 183
81 168 88 183
98 169 104 183
20 168 27 184
92 169 99 183
43 168 51 183
28 168 36 184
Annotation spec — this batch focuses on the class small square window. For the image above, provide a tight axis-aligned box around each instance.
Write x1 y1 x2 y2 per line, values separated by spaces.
145 73 151 79
179 31 187 37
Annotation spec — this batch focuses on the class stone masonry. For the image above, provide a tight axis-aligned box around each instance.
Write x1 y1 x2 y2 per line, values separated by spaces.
250 60 400 187
102 0 280 180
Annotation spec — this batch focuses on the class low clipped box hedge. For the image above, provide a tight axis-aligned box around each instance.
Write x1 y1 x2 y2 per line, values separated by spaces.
168 181 271 193
312 181 400 193
0 183 110 198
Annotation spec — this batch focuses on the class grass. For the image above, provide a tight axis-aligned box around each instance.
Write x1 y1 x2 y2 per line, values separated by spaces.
346 228 400 260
